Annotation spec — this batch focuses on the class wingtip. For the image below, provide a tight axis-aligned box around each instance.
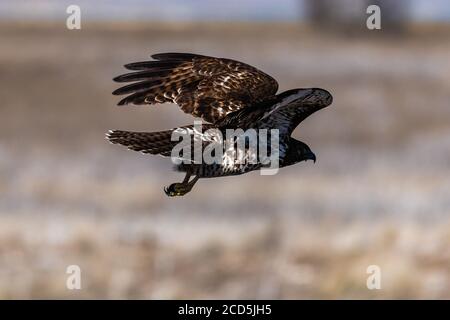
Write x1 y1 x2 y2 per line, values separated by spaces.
150 53 171 60
112 87 123 95
150 52 201 61
118 98 141 106
113 75 124 83
150 53 162 60
123 63 137 70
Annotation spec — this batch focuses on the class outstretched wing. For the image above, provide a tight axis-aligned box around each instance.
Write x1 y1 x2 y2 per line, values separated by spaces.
112 53 279 124
263 88 333 136
219 88 333 136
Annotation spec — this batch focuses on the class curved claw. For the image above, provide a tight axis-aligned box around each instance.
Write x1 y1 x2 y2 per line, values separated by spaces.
164 176 199 197
164 183 191 197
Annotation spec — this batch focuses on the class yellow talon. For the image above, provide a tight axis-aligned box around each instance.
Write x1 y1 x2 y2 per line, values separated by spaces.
164 175 199 197
164 183 190 197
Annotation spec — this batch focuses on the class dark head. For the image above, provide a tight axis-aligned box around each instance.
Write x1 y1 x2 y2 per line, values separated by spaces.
282 139 316 167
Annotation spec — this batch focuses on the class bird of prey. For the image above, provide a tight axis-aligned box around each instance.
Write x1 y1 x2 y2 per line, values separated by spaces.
107 53 332 196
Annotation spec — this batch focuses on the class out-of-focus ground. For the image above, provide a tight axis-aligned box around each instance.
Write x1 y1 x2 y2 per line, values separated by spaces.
0 22 449 299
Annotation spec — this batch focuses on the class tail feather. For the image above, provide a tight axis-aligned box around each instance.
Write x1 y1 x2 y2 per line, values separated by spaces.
106 123 215 158
106 129 177 156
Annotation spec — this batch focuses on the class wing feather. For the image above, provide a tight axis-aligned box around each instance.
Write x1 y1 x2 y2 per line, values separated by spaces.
262 88 333 136
113 53 279 123
218 88 333 136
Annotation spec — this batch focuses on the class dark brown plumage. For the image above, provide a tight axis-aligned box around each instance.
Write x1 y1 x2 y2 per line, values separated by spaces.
108 53 333 196
112 53 278 123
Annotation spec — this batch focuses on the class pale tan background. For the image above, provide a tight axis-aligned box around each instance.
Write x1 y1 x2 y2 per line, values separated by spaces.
0 1 449 298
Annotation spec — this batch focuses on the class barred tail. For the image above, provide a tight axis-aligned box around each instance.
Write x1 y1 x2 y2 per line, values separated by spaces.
106 128 179 157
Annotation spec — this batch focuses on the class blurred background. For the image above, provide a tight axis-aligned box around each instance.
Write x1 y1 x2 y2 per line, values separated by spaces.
0 0 449 299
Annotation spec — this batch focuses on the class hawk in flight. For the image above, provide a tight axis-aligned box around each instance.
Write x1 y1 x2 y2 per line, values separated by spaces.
107 53 332 196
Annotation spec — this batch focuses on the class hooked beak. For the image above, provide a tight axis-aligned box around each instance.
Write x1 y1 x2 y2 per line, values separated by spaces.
305 152 316 163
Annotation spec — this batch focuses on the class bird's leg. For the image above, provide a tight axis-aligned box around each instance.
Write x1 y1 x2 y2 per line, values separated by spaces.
164 171 199 197
182 171 191 184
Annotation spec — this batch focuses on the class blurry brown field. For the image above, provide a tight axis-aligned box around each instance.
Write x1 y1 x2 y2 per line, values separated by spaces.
0 22 449 299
